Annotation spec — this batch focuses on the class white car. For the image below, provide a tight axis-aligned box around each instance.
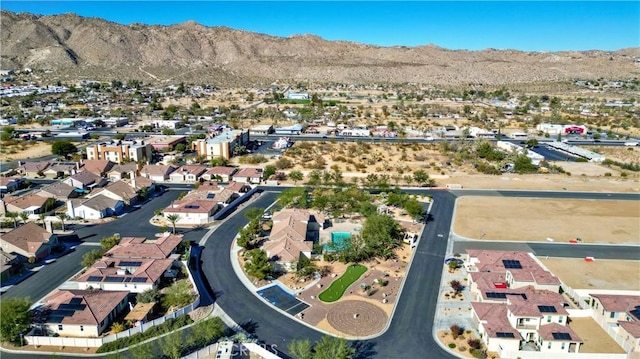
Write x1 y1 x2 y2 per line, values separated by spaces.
624 142 639 147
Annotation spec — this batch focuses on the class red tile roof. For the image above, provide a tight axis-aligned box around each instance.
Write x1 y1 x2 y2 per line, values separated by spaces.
467 249 560 285
44 289 128 325
591 294 640 313
0 222 54 254
104 234 182 259
538 322 582 342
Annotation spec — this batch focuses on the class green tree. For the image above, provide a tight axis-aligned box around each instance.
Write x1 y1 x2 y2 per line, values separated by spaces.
312 336 355 359
288 338 313 359
412 170 430 187
244 207 265 221
5 211 19 228
56 213 69 231
289 170 304 184
175 143 186 152
188 317 225 348
82 249 105 268
525 139 539 148
0 297 33 345
100 235 121 251
244 249 272 280
166 214 180 234
360 214 404 260
162 280 196 310
38 213 47 228
136 288 161 303
161 332 184 359
51 140 78 157
209 156 229 167
129 342 155 359
263 165 277 180
114 133 126 140
162 128 176 136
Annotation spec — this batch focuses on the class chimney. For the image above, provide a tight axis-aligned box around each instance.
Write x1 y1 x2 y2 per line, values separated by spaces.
130 171 137 188
66 201 75 221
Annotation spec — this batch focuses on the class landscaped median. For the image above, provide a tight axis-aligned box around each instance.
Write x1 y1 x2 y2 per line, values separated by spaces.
318 264 367 302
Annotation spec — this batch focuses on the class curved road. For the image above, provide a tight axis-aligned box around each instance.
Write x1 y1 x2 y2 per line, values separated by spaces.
2 188 638 358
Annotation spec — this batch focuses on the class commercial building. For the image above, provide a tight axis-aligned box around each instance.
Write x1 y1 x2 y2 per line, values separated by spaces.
85 140 153 164
192 130 249 160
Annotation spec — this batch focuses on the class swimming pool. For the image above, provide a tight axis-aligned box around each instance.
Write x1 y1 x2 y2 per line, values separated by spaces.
324 232 351 252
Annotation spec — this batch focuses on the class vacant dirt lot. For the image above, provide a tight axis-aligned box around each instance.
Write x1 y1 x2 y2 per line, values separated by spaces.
569 317 626 353
453 197 640 244
538 258 640 290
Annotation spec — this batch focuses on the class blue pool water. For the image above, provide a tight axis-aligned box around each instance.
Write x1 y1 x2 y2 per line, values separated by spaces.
324 232 351 252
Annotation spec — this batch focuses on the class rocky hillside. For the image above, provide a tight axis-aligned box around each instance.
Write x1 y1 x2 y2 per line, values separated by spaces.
1 10 639 86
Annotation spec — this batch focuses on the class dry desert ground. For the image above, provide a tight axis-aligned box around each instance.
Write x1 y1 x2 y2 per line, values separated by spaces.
453 197 640 244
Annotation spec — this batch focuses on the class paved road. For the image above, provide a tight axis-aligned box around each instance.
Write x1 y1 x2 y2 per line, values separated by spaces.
2 189 208 302
454 241 640 260
2 187 638 358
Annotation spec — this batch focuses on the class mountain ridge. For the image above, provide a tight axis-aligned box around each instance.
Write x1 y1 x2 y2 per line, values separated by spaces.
2 10 638 86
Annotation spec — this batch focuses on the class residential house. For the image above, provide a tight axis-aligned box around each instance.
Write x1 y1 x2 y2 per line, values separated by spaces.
262 209 315 272
590 294 640 326
201 166 237 182
1 249 19 282
618 321 640 354
63 171 106 190
472 287 582 355
75 258 177 293
0 177 20 194
169 165 207 183
17 161 50 177
233 168 263 184
106 163 139 182
80 159 114 177
141 164 176 182
36 181 79 201
466 250 561 299
67 195 124 220
0 222 58 260
3 192 56 216
103 234 183 259
191 129 249 160
43 162 79 179
89 180 140 206
163 200 221 225
42 289 129 337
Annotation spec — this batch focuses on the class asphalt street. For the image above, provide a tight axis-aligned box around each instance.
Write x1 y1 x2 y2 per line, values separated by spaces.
2 188 638 359
2 188 208 302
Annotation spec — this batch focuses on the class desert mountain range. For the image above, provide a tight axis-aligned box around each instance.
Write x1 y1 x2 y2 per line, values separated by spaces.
1 10 639 86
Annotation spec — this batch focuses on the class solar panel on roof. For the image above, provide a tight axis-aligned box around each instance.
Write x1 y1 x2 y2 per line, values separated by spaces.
131 277 147 283
552 332 572 340
486 292 507 299
58 303 86 311
104 276 125 282
206 193 215 199
87 276 103 282
119 261 142 267
630 306 640 321
502 259 522 269
496 332 515 338
69 298 83 305
538 305 557 313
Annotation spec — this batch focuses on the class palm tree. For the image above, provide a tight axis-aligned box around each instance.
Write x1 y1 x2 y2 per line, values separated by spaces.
56 213 69 231
166 214 180 234
5 211 19 228
19 212 29 225
38 213 47 228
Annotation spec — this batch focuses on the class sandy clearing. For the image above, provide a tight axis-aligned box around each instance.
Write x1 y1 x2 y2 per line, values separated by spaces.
1 142 53 161
550 161 624 177
538 258 640 291
453 197 640 244
569 317 626 353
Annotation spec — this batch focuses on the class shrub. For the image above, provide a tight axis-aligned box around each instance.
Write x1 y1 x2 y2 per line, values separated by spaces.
467 338 482 350
110 322 125 334
470 349 485 359
448 343 457 349
96 315 193 353
604 172 612 177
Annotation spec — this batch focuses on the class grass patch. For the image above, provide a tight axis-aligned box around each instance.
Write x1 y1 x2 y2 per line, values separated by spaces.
318 264 367 302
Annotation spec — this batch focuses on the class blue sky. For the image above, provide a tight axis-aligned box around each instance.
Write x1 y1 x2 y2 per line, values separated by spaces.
2 1 638 51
